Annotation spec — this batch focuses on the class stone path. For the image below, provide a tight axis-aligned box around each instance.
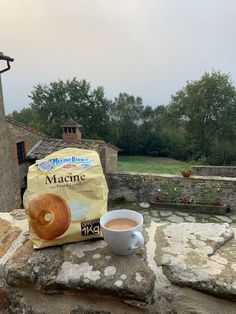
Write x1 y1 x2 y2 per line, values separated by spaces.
111 200 236 224
149 208 235 224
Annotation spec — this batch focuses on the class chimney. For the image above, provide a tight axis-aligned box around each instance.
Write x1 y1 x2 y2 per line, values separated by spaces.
63 118 82 143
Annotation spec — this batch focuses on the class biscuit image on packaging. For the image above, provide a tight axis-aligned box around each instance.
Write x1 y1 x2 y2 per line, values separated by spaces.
28 193 71 240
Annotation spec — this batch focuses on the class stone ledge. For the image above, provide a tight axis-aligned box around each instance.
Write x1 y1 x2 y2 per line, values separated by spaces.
1 210 236 313
192 165 236 178
1 211 155 310
114 171 236 181
5 238 155 304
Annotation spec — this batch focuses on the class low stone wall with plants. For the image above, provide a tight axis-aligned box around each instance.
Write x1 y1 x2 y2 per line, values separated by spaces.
106 172 236 211
192 165 236 177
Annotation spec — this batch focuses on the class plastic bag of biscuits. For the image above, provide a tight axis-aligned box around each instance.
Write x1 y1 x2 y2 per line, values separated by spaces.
24 147 108 249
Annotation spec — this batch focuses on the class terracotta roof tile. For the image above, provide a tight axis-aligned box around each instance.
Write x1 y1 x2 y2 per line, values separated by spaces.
6 118 48 138
27 138 119 160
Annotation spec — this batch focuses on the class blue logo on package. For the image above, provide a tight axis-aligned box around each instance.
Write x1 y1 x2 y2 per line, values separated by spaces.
37 160 54 172
38 156 92 171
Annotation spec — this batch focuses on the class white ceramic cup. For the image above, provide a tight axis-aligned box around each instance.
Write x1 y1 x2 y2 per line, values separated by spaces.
100 209 144 255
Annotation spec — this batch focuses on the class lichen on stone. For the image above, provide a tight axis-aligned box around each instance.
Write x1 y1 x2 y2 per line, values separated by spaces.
104 266 116 277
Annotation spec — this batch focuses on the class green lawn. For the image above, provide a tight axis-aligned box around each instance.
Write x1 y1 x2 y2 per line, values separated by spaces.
117 155 196 175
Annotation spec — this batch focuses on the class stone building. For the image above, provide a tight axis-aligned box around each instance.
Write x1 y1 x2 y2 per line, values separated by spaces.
27 118 120 174
0 75 19 211
0 76 47 211
7 118 48 201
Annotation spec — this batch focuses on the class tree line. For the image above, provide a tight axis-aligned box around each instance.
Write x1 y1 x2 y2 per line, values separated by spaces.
9 71 236 165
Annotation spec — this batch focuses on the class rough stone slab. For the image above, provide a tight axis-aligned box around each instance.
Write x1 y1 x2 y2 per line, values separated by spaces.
5 214 155 304
0 211 29 280
6 240 154 302
56 239 154 302
5 288 147 314
155 222 236 297
0 218 21 257
5 239 66 291
164 286 236 314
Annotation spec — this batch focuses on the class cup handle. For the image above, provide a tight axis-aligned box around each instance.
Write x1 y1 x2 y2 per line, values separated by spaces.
130 231 144 250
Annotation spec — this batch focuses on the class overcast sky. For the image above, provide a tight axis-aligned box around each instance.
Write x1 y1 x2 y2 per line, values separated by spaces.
1 0 236 114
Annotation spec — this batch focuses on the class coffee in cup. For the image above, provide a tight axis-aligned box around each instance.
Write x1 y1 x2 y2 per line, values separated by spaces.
105 218 138 230
100 209 144 255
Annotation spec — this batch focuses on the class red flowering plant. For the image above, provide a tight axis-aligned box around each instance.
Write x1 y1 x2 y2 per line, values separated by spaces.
179 195 189 204
178 196 197 204
154 193 164 203
213 198 223 207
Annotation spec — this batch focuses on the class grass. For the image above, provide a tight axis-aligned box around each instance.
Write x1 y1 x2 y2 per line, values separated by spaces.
117 155 197 175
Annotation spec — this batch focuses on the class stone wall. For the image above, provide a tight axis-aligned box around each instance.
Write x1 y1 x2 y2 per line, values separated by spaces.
8 119 45 197
0 76 20 211
106 172 236 211
9 124 45 209
0 78 46 211
97 145 118 174
104 146 118 173
7 118 46 153
192 165 236 177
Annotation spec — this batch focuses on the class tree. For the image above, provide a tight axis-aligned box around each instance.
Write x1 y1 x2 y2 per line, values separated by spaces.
28 78 111 139
8 107 37 127
168 71 236 163
110 93 144 154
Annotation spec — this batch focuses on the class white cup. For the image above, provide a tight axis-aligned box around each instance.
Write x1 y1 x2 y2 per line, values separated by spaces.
100 209 144 255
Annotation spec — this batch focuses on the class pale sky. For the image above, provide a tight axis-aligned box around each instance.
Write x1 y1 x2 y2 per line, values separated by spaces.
1 0 236 114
